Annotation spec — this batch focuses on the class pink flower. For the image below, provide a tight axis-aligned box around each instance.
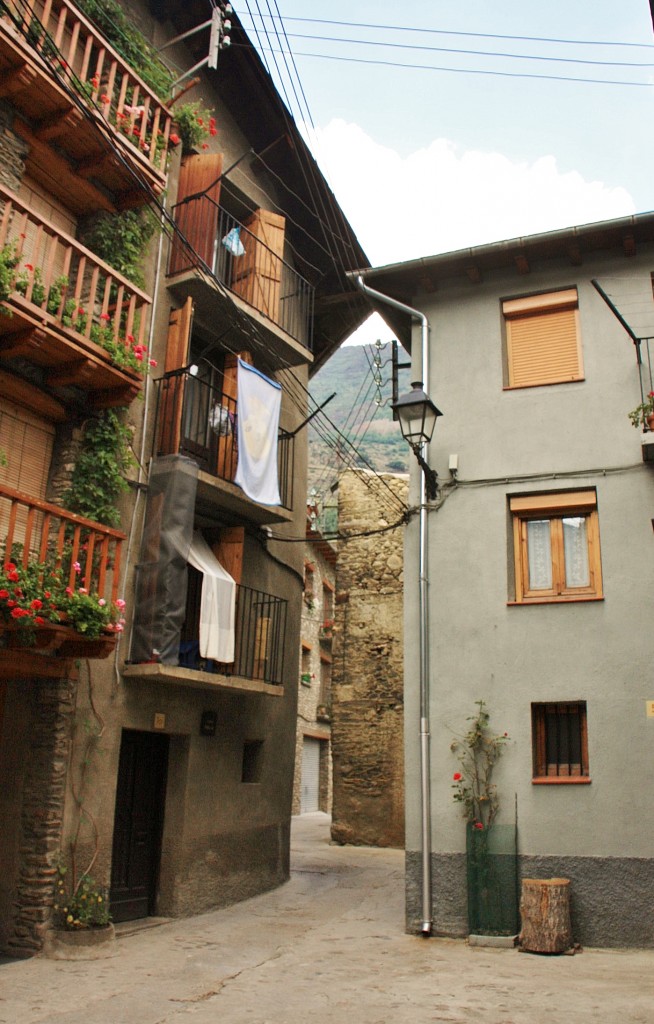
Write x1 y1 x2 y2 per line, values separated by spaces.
473 822 484 830
453 772 462 781
65 587 73 595
24 263 34 272
149 358 157 368
100 313 110 322
79 588 87 595
73 561 81 574
114 622 124 632
201 143 209 150
169 133 180 146
116 598 126 610
98 599 106 607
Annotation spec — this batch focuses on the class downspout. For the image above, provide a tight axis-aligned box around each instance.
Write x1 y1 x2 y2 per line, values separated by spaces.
354 275 433 936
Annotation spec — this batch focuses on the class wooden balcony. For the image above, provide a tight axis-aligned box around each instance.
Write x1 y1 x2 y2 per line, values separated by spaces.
0 482 126 672
0 184 150 407
0 0 173 213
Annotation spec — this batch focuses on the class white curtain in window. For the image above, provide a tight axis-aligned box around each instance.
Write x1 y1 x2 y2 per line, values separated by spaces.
563 516 590 588
187 532 236 662
527 519 552 590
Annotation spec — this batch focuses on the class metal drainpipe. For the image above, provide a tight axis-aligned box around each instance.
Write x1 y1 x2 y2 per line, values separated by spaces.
354 276 433 935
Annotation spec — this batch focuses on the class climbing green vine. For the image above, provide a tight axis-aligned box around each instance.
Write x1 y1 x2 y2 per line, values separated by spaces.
63 409 134 528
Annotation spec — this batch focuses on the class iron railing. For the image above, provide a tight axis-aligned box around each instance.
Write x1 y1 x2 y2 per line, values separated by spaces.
153 369 295 510
169 196 314 349
0 482 125 604
180 569 287 686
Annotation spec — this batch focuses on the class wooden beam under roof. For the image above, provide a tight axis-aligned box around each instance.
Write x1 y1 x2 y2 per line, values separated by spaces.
514 254 530 275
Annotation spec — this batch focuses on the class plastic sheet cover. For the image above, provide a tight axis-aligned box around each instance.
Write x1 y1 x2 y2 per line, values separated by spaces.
130 455 198 665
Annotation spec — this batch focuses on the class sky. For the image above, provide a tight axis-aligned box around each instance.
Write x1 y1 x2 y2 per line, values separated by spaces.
237 1 654 344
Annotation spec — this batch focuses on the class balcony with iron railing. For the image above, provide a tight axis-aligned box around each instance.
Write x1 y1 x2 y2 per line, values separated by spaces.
0 482 125 671
168 196 315 359
152 368 295 525
124 573 288 694
0 0 173 212
0 184 151 406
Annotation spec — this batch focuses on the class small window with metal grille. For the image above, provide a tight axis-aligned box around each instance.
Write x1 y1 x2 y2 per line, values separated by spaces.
531 702 590 784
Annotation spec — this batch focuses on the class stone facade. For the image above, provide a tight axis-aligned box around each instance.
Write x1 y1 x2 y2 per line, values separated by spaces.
330 469 407 848
291 521 335 815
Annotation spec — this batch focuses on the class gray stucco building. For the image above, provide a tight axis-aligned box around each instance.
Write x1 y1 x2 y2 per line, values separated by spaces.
357 215 654 948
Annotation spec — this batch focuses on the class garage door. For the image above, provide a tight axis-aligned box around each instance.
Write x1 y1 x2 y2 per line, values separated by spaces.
301 736 321 813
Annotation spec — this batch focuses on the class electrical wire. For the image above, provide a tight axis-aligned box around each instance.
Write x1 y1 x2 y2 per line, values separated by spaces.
278 31 654 70
238 44 653 89
240 15 654 52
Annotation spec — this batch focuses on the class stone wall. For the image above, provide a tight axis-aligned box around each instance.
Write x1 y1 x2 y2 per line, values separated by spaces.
3 672 78 957
0 102 27 193
330 470 407 848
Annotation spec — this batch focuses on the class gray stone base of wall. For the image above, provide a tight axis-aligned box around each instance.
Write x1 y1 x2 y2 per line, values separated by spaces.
405 851 654 948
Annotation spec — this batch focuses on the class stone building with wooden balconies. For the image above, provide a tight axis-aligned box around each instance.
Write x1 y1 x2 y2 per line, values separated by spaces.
0 0 368 956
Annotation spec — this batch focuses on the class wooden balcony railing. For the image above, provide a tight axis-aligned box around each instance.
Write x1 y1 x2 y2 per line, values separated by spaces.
0 0 173 206
0 482 125 662
0 482 124 599
0 184 151 405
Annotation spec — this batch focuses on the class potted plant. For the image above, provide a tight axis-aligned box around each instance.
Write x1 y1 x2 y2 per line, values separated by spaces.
628 393 654 430
45 864 114 959
451 700 517 938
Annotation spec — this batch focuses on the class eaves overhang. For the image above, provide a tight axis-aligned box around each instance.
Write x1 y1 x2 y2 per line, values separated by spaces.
352 212 654 351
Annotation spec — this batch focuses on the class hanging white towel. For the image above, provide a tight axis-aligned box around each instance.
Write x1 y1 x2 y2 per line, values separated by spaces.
187 532 236 662
234 359 282 505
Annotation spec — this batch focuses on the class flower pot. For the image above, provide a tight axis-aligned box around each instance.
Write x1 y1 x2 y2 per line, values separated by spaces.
646 413 654 431
43 922 115 960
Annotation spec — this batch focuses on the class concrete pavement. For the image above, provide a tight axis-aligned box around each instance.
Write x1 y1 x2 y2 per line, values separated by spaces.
1 812 653 1023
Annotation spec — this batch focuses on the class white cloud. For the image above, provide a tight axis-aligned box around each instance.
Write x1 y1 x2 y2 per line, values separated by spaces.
309 119 636 268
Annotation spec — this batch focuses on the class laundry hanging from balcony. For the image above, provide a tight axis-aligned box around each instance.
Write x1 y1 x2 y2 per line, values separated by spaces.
234 359 282 505
187 532 236 662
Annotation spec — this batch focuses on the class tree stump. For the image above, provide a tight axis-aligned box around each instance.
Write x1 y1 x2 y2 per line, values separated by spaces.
519 878 572 954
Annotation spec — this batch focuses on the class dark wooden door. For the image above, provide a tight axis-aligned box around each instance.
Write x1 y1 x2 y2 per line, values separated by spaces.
110 730 169 923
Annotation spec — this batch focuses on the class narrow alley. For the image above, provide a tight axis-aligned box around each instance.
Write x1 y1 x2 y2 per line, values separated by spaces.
1 814 652 1024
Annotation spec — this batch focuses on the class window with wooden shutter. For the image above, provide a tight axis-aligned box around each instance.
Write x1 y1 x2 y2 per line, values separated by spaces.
503 289 583 388
532 702 590 783
510 491 603 604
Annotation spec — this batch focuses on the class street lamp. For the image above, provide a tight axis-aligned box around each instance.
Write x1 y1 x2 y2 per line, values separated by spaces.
392 381 442 500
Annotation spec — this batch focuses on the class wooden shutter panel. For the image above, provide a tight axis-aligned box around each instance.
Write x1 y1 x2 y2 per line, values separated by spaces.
158 299 193 455
504 289 582 388
170 153 222 274
0 398 55 500
232 209 285 320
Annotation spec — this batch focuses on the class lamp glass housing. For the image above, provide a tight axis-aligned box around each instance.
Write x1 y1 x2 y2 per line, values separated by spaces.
393 381 442 447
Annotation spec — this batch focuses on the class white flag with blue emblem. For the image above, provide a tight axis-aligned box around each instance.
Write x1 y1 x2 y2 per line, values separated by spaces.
234 359 282 505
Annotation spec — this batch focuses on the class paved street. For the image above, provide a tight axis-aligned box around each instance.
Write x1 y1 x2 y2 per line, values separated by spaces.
1 813 652 1024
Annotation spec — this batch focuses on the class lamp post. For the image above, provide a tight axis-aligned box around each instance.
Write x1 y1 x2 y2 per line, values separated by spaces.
392 380 442 936
393 382 442 500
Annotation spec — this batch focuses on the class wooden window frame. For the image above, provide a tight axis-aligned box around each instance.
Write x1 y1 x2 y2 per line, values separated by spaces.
531 702 590 784
503 288 583 389
510 491 603 604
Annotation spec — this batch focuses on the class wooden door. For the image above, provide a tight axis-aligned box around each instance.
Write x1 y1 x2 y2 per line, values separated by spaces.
157 298 193 457
110 729 169 923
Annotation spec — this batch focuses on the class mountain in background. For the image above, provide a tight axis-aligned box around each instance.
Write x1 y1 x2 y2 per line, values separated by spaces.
307 342 411 506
